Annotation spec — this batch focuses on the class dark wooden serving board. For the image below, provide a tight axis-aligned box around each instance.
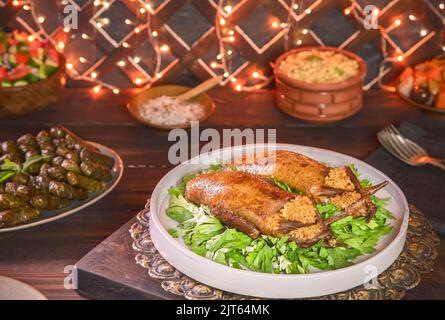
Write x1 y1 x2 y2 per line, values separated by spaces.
75 217 179 300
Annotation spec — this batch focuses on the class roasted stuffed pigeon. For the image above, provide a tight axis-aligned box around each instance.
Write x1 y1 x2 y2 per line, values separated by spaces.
230 150 388 221
185 171 335 246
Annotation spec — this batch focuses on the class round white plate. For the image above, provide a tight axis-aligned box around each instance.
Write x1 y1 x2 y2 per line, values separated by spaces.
0 142 123 233
0 276 47 300
149 144 409 298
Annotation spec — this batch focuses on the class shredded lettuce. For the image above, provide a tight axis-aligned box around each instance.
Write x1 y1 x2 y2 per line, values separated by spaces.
165 164 394 274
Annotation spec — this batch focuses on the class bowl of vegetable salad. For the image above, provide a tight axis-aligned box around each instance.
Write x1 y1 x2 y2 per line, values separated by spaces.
0 30 65 118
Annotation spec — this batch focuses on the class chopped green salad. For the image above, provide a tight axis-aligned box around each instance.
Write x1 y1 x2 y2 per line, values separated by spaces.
166 164 394 274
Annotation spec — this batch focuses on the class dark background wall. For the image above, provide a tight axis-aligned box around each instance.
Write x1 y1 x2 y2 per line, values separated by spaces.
1 0 444 89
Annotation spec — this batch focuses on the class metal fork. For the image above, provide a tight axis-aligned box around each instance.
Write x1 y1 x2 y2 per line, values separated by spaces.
377 124 445 171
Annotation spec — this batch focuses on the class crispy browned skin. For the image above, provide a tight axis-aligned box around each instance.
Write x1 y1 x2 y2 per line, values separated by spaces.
231 151 388 220
185 171 325 243
231 150 328 195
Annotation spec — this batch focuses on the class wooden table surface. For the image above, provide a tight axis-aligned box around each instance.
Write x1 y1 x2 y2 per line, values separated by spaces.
0 88 444 300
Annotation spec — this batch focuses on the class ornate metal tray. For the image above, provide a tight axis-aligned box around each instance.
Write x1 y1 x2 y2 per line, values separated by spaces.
129 201 439 300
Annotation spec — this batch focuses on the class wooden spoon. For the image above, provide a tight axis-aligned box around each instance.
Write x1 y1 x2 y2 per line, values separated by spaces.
176 76 223 102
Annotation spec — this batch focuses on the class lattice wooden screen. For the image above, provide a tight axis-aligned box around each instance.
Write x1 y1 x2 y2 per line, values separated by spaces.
2 0 445 89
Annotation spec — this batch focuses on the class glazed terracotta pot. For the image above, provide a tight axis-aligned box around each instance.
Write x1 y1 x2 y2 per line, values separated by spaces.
274 46 367 123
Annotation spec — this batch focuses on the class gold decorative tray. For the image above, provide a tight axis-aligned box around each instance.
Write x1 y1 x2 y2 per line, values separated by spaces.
129 202 439 300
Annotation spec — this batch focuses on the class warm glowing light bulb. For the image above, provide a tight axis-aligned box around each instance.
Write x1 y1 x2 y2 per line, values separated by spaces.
63 27 70 33
394 19 401 26
123 42 130 48
373 8 379 15
134 78 143 85
97 22 103 28
252 71 260 79
344 8 351 15
280 22 287 28
139 7 146 14
293 4 299 10
271 21 280 29
235 84 242 91
57 41 65 50
302 29 308 35
409 15 416 21
440 3 445 10
224 5 232 13
152 31 158 37
210 61 218 68
230 77 237 83
228 30 235 35
396 55 404 62
12 0 20 6
160 44 169 52
420 29 428 36
228 36 235 42
113 88 120 94
296 39 302 45
66 63 74 70
81 33 89 39
305 8 312 14
93 0 101 6
102 18 110 25
103 2 110 8
134 56 141 63
91 72 98 79
223 72 229 77
27 35 34 42
125 19 133 25
135 27 141 33
117 60 126 67
93 85 101 94
79 57 87 63
227 50 233 55
38 16 45 23
219 18 226 25
23 5 30 10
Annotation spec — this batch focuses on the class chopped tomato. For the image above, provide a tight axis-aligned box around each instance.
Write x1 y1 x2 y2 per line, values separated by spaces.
28 40 41 51
15 53 29 64
0 67 7 80
7 38 19 46
46 48 60 65
0 43 4 55
7 64 28 80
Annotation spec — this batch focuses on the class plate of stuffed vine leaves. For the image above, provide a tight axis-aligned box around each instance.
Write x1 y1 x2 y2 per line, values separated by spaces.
0 125 123 232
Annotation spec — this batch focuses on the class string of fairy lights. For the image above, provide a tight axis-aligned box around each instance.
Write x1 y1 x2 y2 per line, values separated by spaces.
6 0 445 94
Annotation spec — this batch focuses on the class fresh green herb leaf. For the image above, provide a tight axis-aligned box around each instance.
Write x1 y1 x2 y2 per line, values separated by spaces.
168 228 179 238
317 203 341 219
22 155 50 173
272 177 304 195
0 171 16 183
349 164 372 188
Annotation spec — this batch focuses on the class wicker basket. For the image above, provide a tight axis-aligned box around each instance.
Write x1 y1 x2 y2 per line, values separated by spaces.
0 56 65 118
274 46 366 123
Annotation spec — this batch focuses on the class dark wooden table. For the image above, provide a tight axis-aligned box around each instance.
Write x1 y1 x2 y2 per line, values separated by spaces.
0 88 444 300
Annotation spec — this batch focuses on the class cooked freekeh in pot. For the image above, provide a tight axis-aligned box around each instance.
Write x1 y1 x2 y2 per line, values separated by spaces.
0 125 115 228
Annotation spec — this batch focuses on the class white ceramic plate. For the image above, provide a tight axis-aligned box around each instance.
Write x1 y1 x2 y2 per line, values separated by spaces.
0 276 46 300
0 142 123 233
149 144 409 298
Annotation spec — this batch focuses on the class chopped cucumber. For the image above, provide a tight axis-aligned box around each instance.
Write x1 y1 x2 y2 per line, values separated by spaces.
13 80 28 87
38 64 47 79
1 80 13 87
